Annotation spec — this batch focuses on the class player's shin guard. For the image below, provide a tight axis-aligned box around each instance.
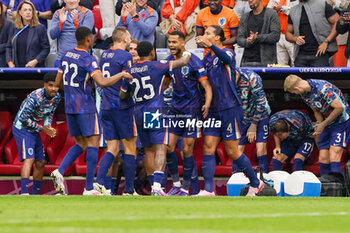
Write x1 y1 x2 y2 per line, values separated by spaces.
86 147 98 191
96 152 115 186
166 151 180 183
58 145 83 175
235 154 260 188
122 154 136 194
330 162 342 173
32 180 41 195
294 158 303 171
258 155 269 173
21 178 29 194
272 158 282 171
202 155 216 192
319 163 330 176
182 156 194 191
191 163 199 195
232 161 240 173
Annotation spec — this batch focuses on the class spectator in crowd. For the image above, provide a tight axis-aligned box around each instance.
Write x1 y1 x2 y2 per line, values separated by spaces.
6 1 50 68
11 0 53 29
327 0 350 11
117 0 158 44
128 38 139 63
0 1 13 67
12 72 60 195
268 0 299 66
50 0 94 67
269 110 315 172
51 0 94 13
100 0 118 28
237 0 280 67
196 0 239 52
336 5 350 67
234 0 251 19
160 0 200 42
285 0 339 67
115 0 162 16
200 0 235 9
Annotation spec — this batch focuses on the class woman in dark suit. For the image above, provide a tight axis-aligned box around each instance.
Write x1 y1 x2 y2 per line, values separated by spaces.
6 1 49 68
0 1 14 67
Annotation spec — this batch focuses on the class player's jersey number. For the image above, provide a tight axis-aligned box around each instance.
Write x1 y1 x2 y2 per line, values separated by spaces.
133 76 155 102
62 61 79 87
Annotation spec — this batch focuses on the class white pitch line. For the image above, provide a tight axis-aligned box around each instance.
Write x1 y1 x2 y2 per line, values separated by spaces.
1 212 350 225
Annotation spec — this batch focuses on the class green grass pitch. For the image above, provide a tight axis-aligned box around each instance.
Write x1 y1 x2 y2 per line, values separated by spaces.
0 196 350 233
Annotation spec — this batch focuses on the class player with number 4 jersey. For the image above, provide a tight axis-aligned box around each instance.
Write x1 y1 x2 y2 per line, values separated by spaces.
51 27 132 196
196 25 264 197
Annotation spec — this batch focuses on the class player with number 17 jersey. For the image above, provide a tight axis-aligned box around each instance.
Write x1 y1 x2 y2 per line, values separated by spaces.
58 47 101 136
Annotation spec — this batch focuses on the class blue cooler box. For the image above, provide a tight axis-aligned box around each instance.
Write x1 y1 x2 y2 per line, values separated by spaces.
227 172 249 196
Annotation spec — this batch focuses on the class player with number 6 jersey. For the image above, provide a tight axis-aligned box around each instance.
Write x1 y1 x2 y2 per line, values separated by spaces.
51 27 133 196
94 27 138 196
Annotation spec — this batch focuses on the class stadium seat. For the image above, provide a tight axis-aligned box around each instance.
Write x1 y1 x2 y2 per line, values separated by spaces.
0 137 22 175
44 122 70 175
215 141 232 176
0 111 12 161
93 0 99 7
92 5 103 40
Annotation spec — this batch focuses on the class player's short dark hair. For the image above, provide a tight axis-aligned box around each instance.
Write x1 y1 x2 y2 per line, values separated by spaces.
75 27 92 42
137 41 154 57
271 119 289 133
210 25 225 42
112 26 128 43
43 72 57 83
169 31 185 40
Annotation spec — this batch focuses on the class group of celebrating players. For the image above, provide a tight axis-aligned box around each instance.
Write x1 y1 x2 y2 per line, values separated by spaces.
13 24 350 196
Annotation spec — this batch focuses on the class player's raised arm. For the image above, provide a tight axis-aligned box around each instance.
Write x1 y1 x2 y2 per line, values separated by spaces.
171 51 191 69
92 71 133 88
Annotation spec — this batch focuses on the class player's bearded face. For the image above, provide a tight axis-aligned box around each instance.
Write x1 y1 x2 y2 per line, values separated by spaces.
44 82 59 98
168 35 183 56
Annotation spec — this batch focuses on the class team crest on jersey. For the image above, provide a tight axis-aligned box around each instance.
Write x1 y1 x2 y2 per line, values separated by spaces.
218 18 226 26
28 148 34 156
213 57 219 65
181 66 189 76
160 60 167 64
92 61 98 69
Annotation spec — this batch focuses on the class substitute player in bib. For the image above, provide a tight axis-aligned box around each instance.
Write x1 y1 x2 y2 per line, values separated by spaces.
196 25 264 196
233 68 271 173
51 27 133 195
165 31 213 196
13 73 60 195
284 75 350 176
270 110 315 171
94 27 138 196
120 41 191 196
